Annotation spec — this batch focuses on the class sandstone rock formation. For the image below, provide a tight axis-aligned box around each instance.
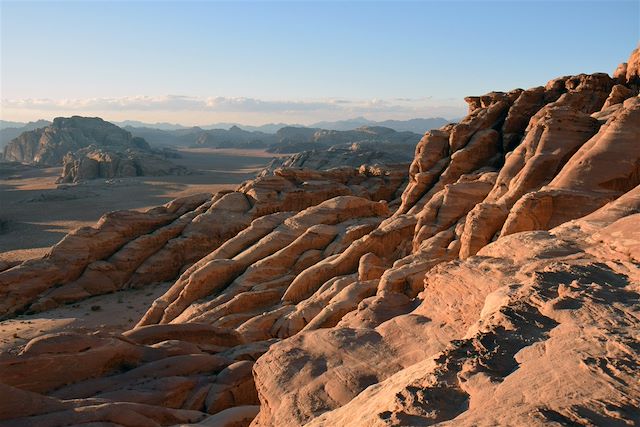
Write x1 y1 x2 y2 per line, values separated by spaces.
259 142 413 176
3 116 150 166
0 49 639 426
57 145 188 183
0 166 406 317
2 116 188 182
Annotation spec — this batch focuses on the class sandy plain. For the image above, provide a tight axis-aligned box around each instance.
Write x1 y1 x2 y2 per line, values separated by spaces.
0 148 279 263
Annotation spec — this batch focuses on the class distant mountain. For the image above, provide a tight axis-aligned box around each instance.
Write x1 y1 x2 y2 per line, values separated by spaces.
3 116 188 182
0 120 51 150
113 120 189 131
310 117 451 134
1 116 448 153
123 126 206 146
120 117 452 134
269 125 422 154
0 120 28 130
260 142 414 176
375 117 452 133
3 117 150 165
115 121 302 133
125 123 423 154
125 125 277 148
195 125 278 148
200 122 302 133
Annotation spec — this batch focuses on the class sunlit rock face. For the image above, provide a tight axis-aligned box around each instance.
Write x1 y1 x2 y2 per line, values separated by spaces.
1 49 639 427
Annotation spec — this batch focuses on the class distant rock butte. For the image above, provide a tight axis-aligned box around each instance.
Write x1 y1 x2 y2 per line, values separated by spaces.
259 141 414 176
3 116 148 165
2 116 188 182
0 49 639 426
57 145 189 183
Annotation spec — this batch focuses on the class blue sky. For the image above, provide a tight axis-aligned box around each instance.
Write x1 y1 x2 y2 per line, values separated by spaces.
1 0 638 125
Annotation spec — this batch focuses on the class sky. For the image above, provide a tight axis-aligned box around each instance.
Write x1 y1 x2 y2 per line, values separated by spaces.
1 0 638 126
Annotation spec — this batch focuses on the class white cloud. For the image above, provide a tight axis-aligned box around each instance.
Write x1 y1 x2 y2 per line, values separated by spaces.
1 95 467 124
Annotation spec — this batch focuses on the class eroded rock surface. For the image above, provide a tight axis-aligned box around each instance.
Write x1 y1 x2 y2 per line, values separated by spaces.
57 145 188 183
1 49 639 426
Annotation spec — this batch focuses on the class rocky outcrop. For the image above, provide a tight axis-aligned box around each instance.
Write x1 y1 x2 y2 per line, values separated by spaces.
1 49 639 427
3 116 189 182
57 145 189 183
0 193 212 316
259 142 413 176
619 46 640 87
3 116 150 166
501 95 640 236
0 166 407 317
458 105 601 258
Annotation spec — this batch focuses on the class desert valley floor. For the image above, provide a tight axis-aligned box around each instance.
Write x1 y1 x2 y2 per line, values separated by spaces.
0 148 278 262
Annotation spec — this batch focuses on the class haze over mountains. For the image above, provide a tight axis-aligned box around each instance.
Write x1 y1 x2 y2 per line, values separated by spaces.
0 120 51 149
112 121 300 133
310 116 450 133
0 117 450 150
1 115 431 185
125 116 451 135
